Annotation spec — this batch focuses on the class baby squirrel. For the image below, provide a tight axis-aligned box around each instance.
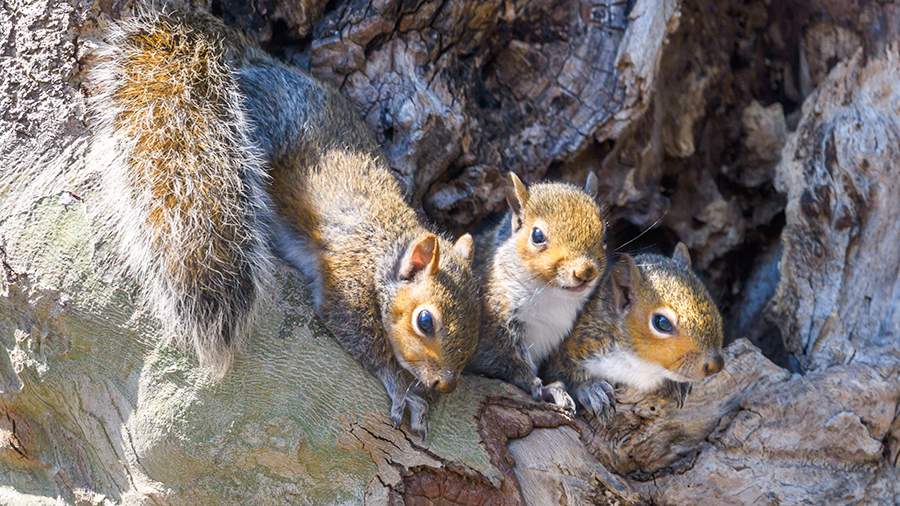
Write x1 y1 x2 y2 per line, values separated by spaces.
542 244 725 418
89 8 480 436
465 172 607 410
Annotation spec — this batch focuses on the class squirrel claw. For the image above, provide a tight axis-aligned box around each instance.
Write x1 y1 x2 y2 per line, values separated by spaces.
389 400 405 429
406 393 429 441
575 380 616 420
388 390 429 439
541 381 576 414
660 380 691 408
410 421 427 441
529 377 544 401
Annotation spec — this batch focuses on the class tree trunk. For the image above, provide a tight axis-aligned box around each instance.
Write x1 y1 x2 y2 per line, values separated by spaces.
1 0 897 504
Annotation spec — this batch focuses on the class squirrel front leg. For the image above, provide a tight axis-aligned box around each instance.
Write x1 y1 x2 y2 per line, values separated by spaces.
377 366 430 439
466 327 575 413
508 340 575 414
573 379 689 421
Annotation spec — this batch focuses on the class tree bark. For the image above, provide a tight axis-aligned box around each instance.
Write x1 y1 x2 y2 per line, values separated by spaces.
1 0 897 504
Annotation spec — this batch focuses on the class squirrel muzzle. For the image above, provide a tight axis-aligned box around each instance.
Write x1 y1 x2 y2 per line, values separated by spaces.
432 369 459 393
703 352 725 376
561 257 601 292
679 350 725 381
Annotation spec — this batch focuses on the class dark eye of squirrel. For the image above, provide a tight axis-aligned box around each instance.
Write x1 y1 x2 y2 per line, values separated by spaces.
531 227 546 245
416 309 435 336
651 313 674 334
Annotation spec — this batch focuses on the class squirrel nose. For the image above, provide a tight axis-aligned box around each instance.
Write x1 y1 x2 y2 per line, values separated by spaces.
434 371 458 393
573 264 598 283
703 354 724 376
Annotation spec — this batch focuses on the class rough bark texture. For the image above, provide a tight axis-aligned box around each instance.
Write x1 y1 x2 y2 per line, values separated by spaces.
1 0 898 504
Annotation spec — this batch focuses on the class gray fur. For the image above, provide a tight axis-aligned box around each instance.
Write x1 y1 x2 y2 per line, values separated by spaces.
88 9 275 374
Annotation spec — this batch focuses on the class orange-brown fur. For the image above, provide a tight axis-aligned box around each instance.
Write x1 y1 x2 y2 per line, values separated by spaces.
625 291 702 373
510 179 606 287
390 269 446 369
268 147 477 386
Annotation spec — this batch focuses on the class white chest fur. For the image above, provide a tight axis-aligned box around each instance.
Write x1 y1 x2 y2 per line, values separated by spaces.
517 286 584 365
583 350 676 392
494 242 594 367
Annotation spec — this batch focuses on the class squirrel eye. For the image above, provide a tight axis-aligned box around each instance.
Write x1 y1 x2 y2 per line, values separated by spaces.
530 227 546 245
415 309 435 337
651 313 674 335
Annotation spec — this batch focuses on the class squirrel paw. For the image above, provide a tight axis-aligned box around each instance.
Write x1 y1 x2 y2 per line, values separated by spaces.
540 381 576 414
575 380 616 419
659 380 692 408
529 377 544 401
389 391 429 440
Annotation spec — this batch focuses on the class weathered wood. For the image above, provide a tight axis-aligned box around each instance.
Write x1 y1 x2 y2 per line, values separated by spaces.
767 48 900 371
1 0 898 504
306 0 679 228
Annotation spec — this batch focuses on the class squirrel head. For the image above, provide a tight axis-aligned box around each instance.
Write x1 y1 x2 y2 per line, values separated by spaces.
384 233 480 394
606 245 724 382
505 172 607 297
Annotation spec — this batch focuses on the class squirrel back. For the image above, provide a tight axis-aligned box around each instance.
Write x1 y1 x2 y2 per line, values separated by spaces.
543 245 724 415
89 10 273 372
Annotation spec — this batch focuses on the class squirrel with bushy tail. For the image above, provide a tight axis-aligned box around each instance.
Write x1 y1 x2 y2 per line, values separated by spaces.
88 7 480 437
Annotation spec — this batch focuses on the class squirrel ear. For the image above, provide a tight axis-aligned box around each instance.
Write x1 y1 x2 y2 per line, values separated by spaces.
400 234 440 280
672 242 692 269
453 233 474 263
610 254 639 315
583 171 599 199
506 172 529 232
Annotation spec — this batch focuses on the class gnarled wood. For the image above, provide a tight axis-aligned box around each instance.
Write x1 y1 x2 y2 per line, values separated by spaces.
1 0 897 504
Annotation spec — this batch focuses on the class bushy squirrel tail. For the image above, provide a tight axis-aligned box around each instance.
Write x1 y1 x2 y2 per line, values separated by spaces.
88 9 274 374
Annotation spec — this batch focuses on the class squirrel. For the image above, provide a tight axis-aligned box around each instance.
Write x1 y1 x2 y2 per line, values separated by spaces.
541 244 725 419
464 172 607 411
88 8 481 437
